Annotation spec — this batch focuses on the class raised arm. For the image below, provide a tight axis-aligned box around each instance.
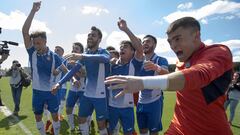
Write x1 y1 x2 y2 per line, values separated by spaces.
118 18 144 60
22 1 41 49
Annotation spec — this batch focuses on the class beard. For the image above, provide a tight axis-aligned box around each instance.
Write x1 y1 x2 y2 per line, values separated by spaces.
87 40 98 49
144 46 154 54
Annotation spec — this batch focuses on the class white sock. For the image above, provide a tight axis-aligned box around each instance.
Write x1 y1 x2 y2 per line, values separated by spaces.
58 100 65 115
36 121 46 135
113 122 120 135
44 109 51 120
52 121 60 135
79 122 89 135
99 128 108 135
86 116 91 126
72 104 78 114
67 114 74 130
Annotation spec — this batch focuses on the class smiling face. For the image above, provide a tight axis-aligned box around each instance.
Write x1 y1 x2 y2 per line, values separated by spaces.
142 37 156 54
167 26 200 62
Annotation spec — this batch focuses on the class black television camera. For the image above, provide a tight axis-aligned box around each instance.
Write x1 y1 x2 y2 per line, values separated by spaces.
0 27 19 55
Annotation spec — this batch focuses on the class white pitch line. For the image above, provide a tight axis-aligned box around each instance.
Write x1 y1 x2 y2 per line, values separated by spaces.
0 106 33 135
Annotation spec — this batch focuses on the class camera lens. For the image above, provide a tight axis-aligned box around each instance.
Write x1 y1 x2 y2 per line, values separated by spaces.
16 63 21 67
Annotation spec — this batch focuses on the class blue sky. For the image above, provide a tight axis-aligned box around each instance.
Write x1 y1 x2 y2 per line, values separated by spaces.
0 0 240 68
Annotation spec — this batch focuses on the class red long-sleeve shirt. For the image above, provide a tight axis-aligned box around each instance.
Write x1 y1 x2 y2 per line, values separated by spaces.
165 43 233 135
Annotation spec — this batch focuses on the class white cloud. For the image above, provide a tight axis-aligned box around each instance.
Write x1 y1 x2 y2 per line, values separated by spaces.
0 10 51 33
105 31 129 50
81 6 109 16
164 56 178 64
200 18 208 24
164 0 240 23
75 33 88 48
204 39 240 62
225 15 235 20
219 39 240 49
155 38 172 53
204 39 214 44
177 2 193 10
61 6 66 11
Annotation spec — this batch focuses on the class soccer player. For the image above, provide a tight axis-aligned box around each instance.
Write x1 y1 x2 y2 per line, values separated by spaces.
108 40 143 135
65 42 87 131
105 17 233 135
52 26 110 135
118 18 169 135
22 2 67 135
54 45 67 121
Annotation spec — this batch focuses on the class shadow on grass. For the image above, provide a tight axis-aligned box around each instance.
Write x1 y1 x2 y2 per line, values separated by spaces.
0 114 27 129
232 124 240 128
56 114 97 135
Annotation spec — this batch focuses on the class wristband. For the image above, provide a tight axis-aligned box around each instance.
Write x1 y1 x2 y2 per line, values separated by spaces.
142 75 169 90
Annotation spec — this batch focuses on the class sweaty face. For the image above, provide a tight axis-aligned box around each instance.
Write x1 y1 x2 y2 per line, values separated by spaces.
33 37 46 52
142 37 155 54
87 30 100 49
167 27 199 62
119 44 134 61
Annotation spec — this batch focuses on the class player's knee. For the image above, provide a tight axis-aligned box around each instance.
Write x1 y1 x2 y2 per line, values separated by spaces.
79 116 87 124
35 114 43 122
97 120 107 130
51 113 58 121
140 129 149 135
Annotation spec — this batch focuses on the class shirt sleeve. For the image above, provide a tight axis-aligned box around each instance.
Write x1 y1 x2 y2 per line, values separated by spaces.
132 57 144 75
82 49 110 63
58 63 82 85
181 45 233 91
158 57 169 70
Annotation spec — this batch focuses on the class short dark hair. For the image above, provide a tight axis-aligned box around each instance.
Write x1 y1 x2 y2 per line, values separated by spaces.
55 46 64 53
167 17 200 35
73 42 84 53
30 31 47 40
12 60 19 64
120 40 135 51
143 35 157 44
109 50 120 58
91 26 102 39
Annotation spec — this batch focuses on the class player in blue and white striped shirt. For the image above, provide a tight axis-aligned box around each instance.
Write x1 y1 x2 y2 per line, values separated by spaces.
52 26 110 135
22 2 67 135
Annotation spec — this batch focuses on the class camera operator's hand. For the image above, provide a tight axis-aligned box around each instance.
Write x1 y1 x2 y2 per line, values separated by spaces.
0 53 9 64
32 1 41 13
